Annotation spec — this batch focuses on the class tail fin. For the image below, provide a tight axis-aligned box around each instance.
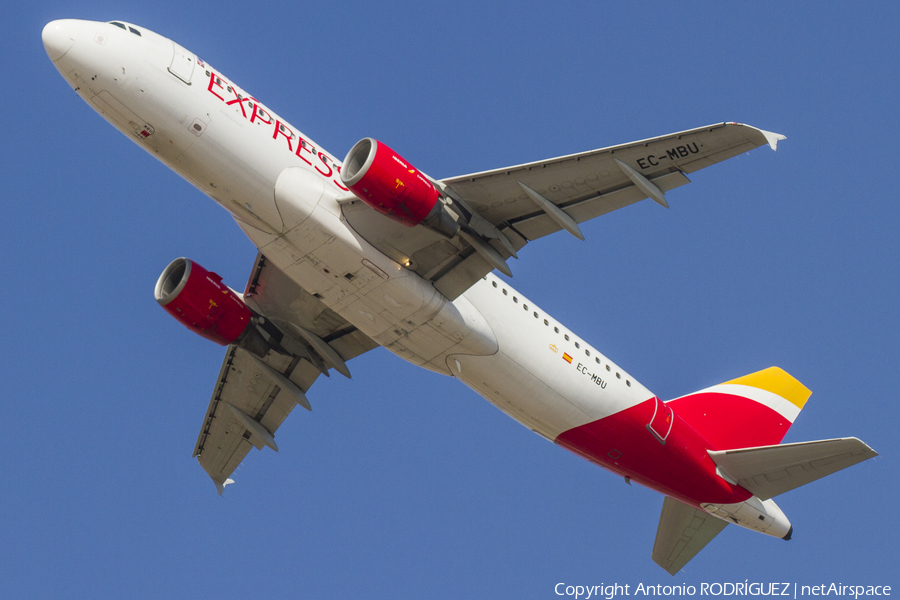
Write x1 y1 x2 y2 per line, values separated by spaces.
668 367 811 449
708 437 877 499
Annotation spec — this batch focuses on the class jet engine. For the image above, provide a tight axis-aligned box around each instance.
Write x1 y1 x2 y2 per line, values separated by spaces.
341 138 459 238
154 257 253 346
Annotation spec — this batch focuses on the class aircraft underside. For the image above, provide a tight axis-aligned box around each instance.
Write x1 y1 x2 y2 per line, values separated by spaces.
42 18 877 575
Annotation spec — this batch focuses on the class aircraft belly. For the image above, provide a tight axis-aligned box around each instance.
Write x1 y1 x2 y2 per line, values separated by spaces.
44 20 884 575
451 351 593 439
232 189 499 370
386 294 499 373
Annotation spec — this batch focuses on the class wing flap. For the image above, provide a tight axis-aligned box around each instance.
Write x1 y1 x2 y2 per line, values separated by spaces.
652 497 728 576
708 437 878 500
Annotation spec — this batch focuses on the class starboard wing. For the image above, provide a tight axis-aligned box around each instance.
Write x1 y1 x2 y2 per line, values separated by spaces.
343 122 784 300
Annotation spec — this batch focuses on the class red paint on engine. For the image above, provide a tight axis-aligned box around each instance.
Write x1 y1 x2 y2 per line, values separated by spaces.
554 397 753 507
341 139 440 227
156 259 251 346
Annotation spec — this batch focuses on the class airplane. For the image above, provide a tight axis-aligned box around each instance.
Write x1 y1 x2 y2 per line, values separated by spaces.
42 18 877 575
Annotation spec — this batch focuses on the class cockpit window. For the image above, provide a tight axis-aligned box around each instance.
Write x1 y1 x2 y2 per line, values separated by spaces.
108 22 142 36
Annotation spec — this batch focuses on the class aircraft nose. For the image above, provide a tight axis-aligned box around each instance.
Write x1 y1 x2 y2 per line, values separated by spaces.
42 20 81 61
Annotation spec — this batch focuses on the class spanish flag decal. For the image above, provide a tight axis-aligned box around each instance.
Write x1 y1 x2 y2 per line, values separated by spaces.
562 353 573 364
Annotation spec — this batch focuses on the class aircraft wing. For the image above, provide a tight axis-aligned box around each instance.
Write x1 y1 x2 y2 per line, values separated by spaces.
342 122 784 300
192 253 378 494
652 496 729 576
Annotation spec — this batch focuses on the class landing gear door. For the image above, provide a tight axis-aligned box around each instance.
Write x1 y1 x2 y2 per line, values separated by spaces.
647 397 674 444
168 41 195 85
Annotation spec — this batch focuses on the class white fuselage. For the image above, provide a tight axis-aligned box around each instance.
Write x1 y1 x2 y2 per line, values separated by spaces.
45 19 803 543
46 19 652 445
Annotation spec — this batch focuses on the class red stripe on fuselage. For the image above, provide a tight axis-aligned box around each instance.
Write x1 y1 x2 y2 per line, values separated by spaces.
666 392 792 449
554 398 753 506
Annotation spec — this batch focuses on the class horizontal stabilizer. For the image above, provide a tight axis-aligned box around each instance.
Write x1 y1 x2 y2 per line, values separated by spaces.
652 497 728 576
709 437 877 500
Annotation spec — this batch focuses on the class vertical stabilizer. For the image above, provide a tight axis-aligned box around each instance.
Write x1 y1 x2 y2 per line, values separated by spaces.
668 367 811 449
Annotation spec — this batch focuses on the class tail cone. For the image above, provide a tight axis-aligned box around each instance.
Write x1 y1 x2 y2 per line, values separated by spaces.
782 526 793 541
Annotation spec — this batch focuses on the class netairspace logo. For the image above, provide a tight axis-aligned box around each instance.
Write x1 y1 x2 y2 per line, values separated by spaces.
553 583 892 600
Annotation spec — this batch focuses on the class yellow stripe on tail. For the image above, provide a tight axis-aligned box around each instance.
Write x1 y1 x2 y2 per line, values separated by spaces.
724 367 811 411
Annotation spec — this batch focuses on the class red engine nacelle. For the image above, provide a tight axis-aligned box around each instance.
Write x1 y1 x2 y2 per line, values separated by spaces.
340 138 442 227
154 258 252 346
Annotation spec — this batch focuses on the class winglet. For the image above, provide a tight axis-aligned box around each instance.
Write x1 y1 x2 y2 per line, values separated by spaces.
215 478 235 496
759 129 786 151
731 123 786 151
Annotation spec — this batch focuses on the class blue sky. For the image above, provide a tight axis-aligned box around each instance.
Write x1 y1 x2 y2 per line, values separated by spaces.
3 2 898 598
